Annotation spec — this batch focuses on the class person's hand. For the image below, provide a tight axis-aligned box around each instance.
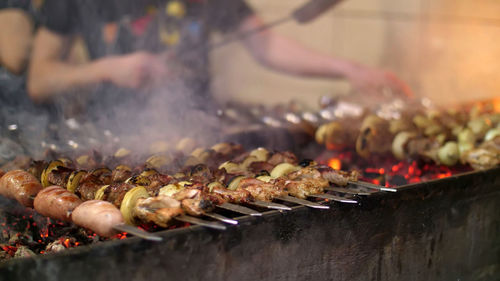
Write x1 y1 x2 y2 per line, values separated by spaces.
345 64 414 102
102 51 168 89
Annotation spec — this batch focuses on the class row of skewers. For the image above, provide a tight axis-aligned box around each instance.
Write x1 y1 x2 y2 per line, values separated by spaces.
0 144 371 242
315 100 500 170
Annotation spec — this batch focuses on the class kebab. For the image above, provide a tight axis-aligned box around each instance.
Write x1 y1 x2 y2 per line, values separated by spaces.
20 146 359 231
0 170 160 240
99 149 359 227
36 162 233 229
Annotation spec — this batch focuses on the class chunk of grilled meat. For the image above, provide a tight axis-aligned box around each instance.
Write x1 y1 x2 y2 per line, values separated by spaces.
278 167 329 199
145 173 174 196
75 173 104 201
111 165 133 183
172 188 214 216
267 151 298 166
238 178 287 201
247 161 275 174
315 165 359 186
99 183 135 208
134 196 184 227
209 185 253 204
46 166 73 187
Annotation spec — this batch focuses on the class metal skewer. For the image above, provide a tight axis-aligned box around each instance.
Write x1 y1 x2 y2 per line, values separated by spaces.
249 200 292 211
308 193 358 204
217 203 262 216
175 215 227 230
112 224 163 242
276 195 330 209
324 186 371 196
349 181 398 193
203 213 238 225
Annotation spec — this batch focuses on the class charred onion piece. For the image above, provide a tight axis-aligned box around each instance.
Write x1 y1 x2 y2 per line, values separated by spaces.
438 141 460 166
120 186 150 225
270 163 299 178
249 148 269 162
41 160 65 188
66 170 86 193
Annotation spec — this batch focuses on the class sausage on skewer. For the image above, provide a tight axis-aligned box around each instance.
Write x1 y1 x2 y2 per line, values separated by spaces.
0 170 43 207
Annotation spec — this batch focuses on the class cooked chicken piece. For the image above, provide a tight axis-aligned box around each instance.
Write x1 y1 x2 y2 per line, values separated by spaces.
172 188 214 216
238 178 287 201
463 148 500 170
210 186 253 204
280 178 327 199
134 196 184 227
315 165 359 186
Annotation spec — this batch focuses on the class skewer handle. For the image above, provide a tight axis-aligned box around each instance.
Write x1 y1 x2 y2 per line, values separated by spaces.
276 195 330 209
112 224 163 242
175 215 227 230
217 203 262 216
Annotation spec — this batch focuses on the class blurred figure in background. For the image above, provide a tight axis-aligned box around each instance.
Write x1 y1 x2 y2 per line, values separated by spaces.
28 0 411 108
0 0 51 165
24 0 413 151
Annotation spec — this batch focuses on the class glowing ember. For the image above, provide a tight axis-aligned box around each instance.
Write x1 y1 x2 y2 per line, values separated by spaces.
318 150 471 187
328 158 342 170
63 238 71 248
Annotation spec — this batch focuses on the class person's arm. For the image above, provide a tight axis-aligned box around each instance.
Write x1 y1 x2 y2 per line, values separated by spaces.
27 28 112 102
0 9 33 75
28 28 166 103
239 15 412 97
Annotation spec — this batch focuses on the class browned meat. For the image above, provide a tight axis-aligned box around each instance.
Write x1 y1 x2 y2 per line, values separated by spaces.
239 178 287 201
248 161 275 174
275 167 330 199
210 186 253 204
71 200 124 237
75 173 104 201
111 166 132 183
172 188 214 216
46 166 73 187
146 173 174 196
134 196 184 227
407 138 440 159
0 170 43 207
181 198 213 216
91 168 112 185
103 183 135 208
267 151 298 166
34 186 82 222
315 165 359 186
26 160 46 180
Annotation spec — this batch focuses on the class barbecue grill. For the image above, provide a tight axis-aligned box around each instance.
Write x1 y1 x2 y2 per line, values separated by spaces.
1 164 499 281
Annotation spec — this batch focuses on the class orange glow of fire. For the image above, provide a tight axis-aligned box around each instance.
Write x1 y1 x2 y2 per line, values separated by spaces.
63 238 71 248
113 232 128 240
328 158 342 170
493 98 500 112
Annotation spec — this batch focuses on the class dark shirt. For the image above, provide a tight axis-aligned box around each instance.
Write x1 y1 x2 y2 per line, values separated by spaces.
38 0 253 127
40 0 252 96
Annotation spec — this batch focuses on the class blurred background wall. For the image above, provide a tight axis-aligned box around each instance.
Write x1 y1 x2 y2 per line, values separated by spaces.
211 0 500 109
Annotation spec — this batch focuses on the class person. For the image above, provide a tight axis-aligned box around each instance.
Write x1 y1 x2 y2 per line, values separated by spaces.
28 0 411 101
0 1 54 162
26 0 413 149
